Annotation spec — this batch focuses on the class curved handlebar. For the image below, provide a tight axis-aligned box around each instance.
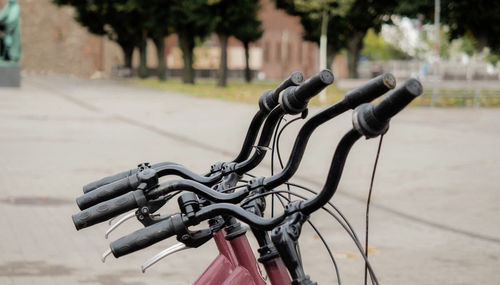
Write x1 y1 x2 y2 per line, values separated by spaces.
279 69 334 114
263 73 396 190
147 179 249 203
82 162 179 193
259 71 304 113
353 78 423 138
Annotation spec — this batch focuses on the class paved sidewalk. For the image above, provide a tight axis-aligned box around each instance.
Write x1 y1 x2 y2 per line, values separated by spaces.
0 75 499 284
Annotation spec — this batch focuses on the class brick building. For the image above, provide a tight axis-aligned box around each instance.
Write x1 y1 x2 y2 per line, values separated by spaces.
11 0 122 78
11 0 326 80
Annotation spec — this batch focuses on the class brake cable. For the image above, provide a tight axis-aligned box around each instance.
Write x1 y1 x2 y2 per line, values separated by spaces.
271 115 303 216
364 134 384 285
241 188 379 284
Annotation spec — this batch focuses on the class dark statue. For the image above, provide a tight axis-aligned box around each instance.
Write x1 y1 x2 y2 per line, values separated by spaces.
0 0 21 64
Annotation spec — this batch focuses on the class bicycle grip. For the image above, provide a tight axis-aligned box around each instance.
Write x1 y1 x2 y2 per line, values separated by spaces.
76 176 139 210
83 170 133 193
110 215 182 258
344 73 396 108
259 71 304 112
279 69 334 114
353 78 422 138
373 78 422 121
72 191 141 230
82 162 178 193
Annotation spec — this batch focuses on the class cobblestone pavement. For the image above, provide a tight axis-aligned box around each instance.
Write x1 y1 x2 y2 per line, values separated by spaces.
0 75 499 284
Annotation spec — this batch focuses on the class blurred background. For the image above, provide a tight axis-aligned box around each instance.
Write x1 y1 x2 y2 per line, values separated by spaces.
0 0 499 284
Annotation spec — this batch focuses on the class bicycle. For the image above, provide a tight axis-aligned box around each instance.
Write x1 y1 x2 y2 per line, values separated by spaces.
71 69 422 285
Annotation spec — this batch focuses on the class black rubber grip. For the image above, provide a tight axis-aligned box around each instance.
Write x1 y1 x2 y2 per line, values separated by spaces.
83 170 133 193
82 162 178 193
110 216 181 258
76 176 139 210
279 70 334 114
259 71 304 112
72 191 140 230
373 78 423 121
344 73 396 108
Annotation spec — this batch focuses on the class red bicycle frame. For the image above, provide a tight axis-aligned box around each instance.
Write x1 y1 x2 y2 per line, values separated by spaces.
194 230 291 285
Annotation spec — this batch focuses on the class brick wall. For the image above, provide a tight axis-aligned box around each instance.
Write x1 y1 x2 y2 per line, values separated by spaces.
5 0 324 80
14 0 122 78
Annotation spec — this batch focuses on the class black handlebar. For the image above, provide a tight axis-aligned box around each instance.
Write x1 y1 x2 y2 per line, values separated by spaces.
233 72 304 163
259 71 304 113
263 73 396 190
353 78 423 138
147 179 249 203
82 162 178 193
110 214 186 258
279 69 334 114
373 77 422 120
73 74 422 271
344 73 396 108
72 191 143 230
77 176 139 210
76 167 158 210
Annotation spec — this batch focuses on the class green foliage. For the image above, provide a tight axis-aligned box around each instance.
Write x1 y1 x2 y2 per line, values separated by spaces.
362 29 411 61
274 0 350 59
459 34 477 57
232 0 263 44
170 0 213 39
208 0 251 36
170 0 215 83
485 52 500 66
396 0 500 55
53 0 142 44
275 0 398 77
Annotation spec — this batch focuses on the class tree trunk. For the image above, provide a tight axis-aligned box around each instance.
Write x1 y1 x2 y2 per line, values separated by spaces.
243 41 251 82
327 44 335 70
217 33 228 87
153 37 167 81
346 31 366 78
319 8 328 71
179 33 195 84
120 43 134 69
138 39 148 78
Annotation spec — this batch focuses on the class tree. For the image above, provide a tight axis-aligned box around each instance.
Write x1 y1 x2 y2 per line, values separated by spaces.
208 0 260 87
276 0 398 78
53 0 144 71
275 0 352 73
362 29 411 61
337 0 398 78
170 0 214 84
396 0 500 56
232 0 263 83
139 0 173 81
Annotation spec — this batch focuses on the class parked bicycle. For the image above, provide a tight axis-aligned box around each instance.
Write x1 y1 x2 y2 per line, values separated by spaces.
72 69 422 285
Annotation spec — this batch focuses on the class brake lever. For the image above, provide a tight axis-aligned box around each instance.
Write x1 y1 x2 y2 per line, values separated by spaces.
105 211 136 239
101 248 112 263
141 242 187 273
140 226 213 272
108 215 118 225
104 194 170 239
